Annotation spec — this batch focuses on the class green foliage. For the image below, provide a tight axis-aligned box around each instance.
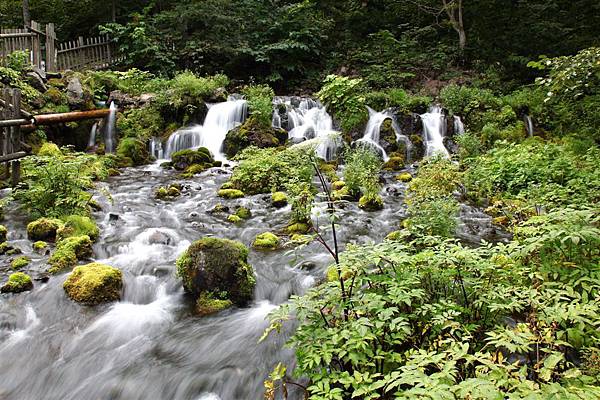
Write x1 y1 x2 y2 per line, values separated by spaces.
316 75 368 133
3 50 29 72
116 137 150 166
285 180 314 225
365 88 431 113
117 106 164 141
230 147 313 195
343 146 383 199
0 65 40 101
242 84 274 128
264 206 600 399
57 215 99 242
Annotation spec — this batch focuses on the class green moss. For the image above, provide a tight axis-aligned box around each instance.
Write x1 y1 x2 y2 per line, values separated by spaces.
63 262 122 304
1 272 33 293
227 214 242 224
57 215 99 242
175 237 254 305
396 172 413 182
0 225 7 243
33 241 48 251
0 242 10 255
383 156 405 171
271 192 288 208
48 235 93 274
11 256 30 269
155 184 181 200
47 78 66 89
252 232 280 250
195 292 233 316
171 148 214 170
220 181 234 190
217 189 245 199
38 142 62 157
223 116 286 158
331 181 346 190
27 218 64 242
181 164 208 178
287 222 311 235
44 87 67 105
210 203 229 214
117 137 150 166
290 234 312 245
359 194 384 211
235 206 252 220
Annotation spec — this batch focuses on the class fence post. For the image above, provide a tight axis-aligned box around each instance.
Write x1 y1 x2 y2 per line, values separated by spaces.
10 90 21 187
45 23 56 72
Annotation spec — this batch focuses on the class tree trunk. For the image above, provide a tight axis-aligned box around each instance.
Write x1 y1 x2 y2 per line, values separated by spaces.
22 0 31 28
111 0 116 22
442 0 466 51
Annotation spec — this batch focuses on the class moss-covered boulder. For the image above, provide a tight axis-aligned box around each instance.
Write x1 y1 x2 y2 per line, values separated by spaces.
176 238 255 307
223 116 288 158
252 232 279 250
27 218 64 242
235 206 252 220
379 119 399 154
38 142 62 157
33 241 48 254
359 194 384 211
117 137 150 166
48 235 93 274
63 263 122 305
0 225 7 243
1 272 33 293
227 214 242 224
331 181 346 191
57 215 99 242
195 292 233 316
271 192 288 208
218 189 245 199
155 184 182 200
171 148 214 171
11 256 30 269
383 156 405 171
396 172 413 182
287 222 311 235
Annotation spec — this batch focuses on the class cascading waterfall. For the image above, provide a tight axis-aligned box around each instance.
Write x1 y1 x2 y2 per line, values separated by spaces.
453 115 465 135
524 114 534 137
104 102 117 154
88 122 98 148
149 137 164 160
357 108 413 162
164 97 247 161
421 105 450 158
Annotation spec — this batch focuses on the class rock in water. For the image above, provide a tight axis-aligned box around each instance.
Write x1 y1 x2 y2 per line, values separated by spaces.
63 263 123 305
176 238 255 307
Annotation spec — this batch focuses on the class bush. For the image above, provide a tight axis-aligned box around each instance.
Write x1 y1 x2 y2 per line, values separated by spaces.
116 137 150 166
343 146 383 200
117 106 164 141
316 75 368 133
242 84 274 128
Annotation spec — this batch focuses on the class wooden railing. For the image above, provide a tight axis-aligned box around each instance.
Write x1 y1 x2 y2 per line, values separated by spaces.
0 21 120 72
0 88 28 186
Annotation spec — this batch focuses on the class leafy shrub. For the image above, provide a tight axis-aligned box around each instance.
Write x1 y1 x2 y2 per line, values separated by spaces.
316 75 368 133
0 66 40 101
242 84 274 128
117 106 164 141
3 50 29 72
343 146 382 199
116 137 150 166
230 147 313 195
365 88 431 113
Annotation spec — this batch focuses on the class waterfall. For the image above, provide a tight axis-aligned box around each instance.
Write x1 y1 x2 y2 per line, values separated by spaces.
88 122 98 148
104 102 117 153
524 115 534 137
291 132 343 162
421 105 449 158
272 110 281 129
164 97 247 161
357 108 413 162
149 137 164 160
453 116 465 135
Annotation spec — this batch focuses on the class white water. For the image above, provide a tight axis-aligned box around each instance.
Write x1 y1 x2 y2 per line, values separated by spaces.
291 131 344 161
453 115 465 135
164 98 247 161
524 115 534 137
88 122 98 148
104 102 117 153
149 137 164 159
357 108 392 161
421 105 450 158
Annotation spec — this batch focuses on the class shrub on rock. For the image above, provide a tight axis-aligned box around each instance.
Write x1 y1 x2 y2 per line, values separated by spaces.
359 194 384 211
57 215 100 242
27 218 64 242
63 262 122 304
176 237 255 307
1 272 33 293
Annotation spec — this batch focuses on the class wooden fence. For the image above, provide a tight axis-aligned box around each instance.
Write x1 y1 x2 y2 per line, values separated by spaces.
0 88 29 186
0 21 120 72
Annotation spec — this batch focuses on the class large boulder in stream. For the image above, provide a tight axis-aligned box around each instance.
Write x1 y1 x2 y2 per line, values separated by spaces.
63 262 123 304
27 218 64 242
176 237 255 315
223 116 288 158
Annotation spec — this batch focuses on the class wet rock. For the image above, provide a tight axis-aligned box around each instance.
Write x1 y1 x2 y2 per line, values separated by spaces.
208 203 230 214
176 237 255 307
223 116 288 158
148 230 173 246
26 71 47 92
1 272 33 293
252 232 280 250
0 225 7 243
63 262 123 305
34 273 50 283
299 261 317 271
27 218 64 242
108 213 120 222
66 76 85 108
271 192 288 208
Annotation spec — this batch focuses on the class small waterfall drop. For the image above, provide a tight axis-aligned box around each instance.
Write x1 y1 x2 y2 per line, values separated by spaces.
104 102 117 154
524 115 534 137
164 97 247 161
357 108 392 161
421 105 450 158
149 137 164 160
88 122 98 148
453 115 465 135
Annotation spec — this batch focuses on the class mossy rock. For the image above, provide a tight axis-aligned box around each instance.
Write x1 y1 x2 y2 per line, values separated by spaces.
11 256 30 269
218 189 245 199
252 232 279 250
271 192 288 208
220 181 234 190
331 181 346 191
195 292 233 317
287 222 311 235
38 142 62 157
1 272 33 293
57 215 100 242
48 235 93 274
290 234 312 245
383 156 405 171
235 206 252 220
155 184 182 200
358 195 384 211
396 172 413 182
0 225 7 243
227 214 242 224
44 87 67 105
63 262 122 305
209 203 230 214
223 116 287 158
0 242 18 256
117 137 150 166
171 148 214 171
379 119 399 154
27 218 64 242
181 164 208 178
33 241 48 253
175 237 255 306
